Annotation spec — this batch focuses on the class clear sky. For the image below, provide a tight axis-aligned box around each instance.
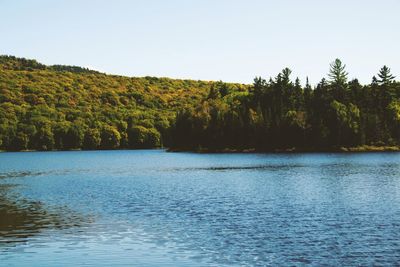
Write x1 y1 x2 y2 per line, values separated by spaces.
1 0 399 85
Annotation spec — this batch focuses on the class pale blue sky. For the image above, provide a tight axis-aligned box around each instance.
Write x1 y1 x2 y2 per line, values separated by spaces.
1 0 399 84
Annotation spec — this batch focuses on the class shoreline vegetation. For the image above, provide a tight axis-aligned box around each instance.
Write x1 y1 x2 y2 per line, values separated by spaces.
1 56 399 153
169 145 400 153
1 145 400 153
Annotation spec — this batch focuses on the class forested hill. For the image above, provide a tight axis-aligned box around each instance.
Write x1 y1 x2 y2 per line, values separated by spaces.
0 55 247 151
1 56 399 152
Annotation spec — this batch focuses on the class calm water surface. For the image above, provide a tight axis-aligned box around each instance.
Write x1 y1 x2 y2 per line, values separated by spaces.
1 150 400 266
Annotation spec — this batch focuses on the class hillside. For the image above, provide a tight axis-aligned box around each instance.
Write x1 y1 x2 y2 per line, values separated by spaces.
1 56 399 152
0 55 247 151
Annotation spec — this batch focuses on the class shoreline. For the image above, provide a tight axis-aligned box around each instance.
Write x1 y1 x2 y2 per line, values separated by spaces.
1 145 400 153
167 145 400 153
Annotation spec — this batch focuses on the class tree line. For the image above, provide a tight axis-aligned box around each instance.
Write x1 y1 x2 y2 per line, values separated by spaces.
170 59 400 151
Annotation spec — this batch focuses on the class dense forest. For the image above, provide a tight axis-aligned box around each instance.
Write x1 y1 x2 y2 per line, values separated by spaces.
170 59 400 151
0 56 399 152
0 55 246 151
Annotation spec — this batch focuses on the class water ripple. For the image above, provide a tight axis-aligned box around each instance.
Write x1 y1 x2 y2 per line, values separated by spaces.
0 150 399 266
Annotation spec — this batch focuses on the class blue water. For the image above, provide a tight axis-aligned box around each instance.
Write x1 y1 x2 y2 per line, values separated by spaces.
1 150 400 266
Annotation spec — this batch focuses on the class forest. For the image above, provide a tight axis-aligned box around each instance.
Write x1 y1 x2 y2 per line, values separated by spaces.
171 59 400 151
0 55 399 152
0 55 247 151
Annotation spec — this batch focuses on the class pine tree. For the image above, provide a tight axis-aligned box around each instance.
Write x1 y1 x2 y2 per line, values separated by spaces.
328 58 348 86
377 65 395 85
281 68 292 85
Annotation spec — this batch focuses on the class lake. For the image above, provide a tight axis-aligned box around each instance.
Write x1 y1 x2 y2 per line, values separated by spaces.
1 150 400 266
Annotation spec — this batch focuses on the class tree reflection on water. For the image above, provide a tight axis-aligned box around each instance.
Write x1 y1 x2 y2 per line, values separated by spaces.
0 184 92 248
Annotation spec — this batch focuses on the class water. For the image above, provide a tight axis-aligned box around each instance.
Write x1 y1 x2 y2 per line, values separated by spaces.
1 150 400 266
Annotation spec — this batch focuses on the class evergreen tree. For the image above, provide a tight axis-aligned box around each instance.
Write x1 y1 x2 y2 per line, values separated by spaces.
328 58 348 86
377 65 395 85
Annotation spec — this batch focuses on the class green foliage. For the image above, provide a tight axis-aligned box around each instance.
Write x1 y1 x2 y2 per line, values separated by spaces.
378 66 395 85
328 59 348 86
1 56 399 152
34 124 54 151
388 101 400 122
330 101 360 146
63 123 86 149
128 126 161 148
171 61 400 151
0 55 244 151
388 100 400 140
9 132 29 151
100 125 121 149
83 128 101 150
